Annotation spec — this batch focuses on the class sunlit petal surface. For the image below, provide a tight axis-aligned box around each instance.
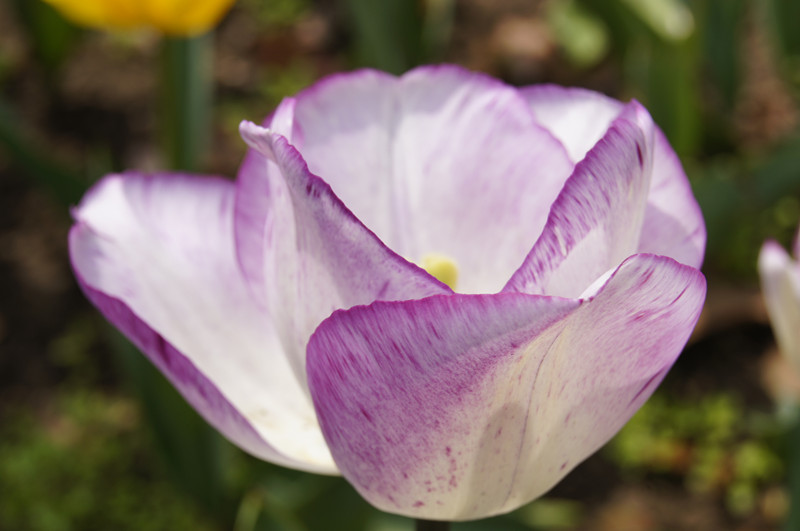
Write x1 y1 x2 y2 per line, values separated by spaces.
237 123 450 384
70 173 336 473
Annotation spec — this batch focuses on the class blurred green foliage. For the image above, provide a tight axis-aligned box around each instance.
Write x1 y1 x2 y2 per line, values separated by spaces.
610 392 785 517
0 389 218 531
242 0 311 26
8 0 81 73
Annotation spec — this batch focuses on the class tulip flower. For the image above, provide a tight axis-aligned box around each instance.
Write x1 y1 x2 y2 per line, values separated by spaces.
759 228 800 370
69 65 707 521
760 227 800 531
42 0 235 35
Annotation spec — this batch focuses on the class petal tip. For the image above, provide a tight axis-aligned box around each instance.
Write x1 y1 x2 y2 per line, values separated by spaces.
239 121 279 162
759 239 792 272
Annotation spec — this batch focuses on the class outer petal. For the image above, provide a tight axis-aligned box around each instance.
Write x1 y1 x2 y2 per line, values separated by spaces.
505 103 654 297
69 173 336 474
759 240 800 368
237 123 450 384
520 85 706 268
282 65 574 293
307 254 706 519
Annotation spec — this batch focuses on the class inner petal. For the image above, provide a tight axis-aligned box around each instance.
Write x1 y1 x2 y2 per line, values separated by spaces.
504 101 655 298
287 66 573 295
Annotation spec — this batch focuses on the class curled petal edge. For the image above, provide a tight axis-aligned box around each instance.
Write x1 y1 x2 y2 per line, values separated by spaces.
307 253 706 519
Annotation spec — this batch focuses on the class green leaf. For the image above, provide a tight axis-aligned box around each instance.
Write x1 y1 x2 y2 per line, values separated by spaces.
617 0 695 42
0 100 86 205
110 329 234 523
343 0 424 74
547 0 610 68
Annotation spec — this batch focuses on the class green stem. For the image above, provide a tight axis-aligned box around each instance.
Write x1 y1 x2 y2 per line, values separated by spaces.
415 519 450 531
344 0 424 74
785 410 800 531
161 31 213 171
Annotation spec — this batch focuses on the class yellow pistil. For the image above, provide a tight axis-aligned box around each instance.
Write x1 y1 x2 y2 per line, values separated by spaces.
421 254 459 291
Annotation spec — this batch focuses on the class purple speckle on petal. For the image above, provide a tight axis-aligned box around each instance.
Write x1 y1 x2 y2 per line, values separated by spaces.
628 368 668 406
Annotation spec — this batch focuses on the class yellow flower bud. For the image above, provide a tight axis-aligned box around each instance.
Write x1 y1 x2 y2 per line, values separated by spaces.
42 0 236 36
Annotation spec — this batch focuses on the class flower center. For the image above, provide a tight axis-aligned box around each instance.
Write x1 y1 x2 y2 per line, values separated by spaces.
421 253 459 290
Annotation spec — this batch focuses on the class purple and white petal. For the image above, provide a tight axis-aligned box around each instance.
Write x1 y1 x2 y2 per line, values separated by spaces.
759 240 800 368
282 68 398 249
509 254 705 509
306 253 705 519
307 292 581 520
238 123 450 383
637 134 706 268
520 85 705 268
520 85 623 164
505 103 654 297
285 65 574 293
69 173 337 474
233 97 297 306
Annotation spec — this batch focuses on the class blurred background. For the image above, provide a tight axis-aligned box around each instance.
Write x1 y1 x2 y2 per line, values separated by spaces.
1 0 800 529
